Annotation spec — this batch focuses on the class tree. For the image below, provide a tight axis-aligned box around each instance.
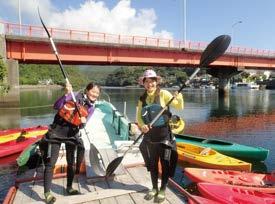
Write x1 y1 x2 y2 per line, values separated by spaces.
0 56 9 94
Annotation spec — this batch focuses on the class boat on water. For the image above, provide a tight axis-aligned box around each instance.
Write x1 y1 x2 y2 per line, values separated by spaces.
175 134 269 161
197 182 275 204
231 82 260 89
0 126 48 144
0 126 48 158
3 100 188 204
184 168 275 194
177 143 252 171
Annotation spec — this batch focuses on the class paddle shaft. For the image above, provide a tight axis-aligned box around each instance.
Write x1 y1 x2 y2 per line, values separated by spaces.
38 9 92 144
168 178 202 204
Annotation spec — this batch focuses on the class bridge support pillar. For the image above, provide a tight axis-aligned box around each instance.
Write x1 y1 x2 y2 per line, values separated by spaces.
207 67 240 96
0 35 20 105
0 59 20 105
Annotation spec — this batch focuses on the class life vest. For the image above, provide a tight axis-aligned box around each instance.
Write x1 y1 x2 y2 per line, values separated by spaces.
57 93 91 127
58 100 88 126
140 90 171 127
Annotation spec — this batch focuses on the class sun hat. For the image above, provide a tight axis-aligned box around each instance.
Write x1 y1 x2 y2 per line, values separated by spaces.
138 69 162 85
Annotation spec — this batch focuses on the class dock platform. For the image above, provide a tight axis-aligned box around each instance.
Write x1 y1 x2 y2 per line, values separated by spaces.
12 164 187 204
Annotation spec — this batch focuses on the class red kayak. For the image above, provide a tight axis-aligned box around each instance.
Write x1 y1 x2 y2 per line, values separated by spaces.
188 195 220 204
0 126 48 158
198 182 275 204
185 167 275 194
0 126 48 144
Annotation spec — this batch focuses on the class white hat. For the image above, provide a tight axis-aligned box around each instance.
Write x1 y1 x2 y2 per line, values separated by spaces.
138 69 162 85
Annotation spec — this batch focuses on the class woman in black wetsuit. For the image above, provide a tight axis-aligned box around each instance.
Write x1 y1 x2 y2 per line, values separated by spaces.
42 82 100 204
137 69 184 203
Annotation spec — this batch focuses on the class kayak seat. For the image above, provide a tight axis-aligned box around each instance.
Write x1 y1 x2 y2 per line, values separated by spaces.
199 147 211 156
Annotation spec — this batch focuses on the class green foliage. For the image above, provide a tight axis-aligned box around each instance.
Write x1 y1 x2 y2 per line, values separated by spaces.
79 66 119 85
19 64 189 88
0 56 9 94
19 64 88 89
105 66 145 86
0 57 6 81
105 66 188 87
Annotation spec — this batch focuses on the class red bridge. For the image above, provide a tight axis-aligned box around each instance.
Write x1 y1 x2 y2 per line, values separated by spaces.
1 21 275 103
1 21 275 70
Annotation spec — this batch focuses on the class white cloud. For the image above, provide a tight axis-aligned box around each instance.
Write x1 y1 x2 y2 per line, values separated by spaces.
1 0 56 23
1 0 173 39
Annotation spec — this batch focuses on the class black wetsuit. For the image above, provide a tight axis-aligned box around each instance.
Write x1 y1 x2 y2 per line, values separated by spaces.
139 93 178 191
41 92 93 193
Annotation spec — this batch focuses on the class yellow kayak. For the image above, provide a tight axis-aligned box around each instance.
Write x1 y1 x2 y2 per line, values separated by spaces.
177 142 251 172
0 126 48 144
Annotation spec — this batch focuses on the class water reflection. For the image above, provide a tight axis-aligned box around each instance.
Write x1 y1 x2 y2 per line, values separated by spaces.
0 87 274 171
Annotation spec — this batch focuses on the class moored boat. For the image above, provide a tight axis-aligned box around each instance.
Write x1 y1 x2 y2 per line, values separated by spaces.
197 182 275 204
184 167 275 194
0 126 48 144
175 133 269 161
177 143 252 171
0 126 48 158
231 82 260 89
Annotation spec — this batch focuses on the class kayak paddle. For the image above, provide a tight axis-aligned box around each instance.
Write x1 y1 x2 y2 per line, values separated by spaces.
105 34 231 177
38 8 106 176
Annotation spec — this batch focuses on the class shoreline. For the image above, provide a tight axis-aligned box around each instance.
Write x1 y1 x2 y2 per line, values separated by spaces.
19 84 181 90
19 85 63 89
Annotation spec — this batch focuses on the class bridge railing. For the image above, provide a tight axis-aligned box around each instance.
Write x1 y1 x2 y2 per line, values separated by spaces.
1 21 275 57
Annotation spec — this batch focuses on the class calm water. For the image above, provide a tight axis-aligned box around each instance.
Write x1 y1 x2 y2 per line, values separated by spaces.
0 87 275 201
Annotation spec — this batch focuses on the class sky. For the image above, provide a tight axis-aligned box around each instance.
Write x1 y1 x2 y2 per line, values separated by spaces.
1 0 275 50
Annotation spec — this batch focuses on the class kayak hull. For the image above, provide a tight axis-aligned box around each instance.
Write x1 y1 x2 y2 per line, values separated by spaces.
0 126 47 158
185 167 275 193
0 126 48 144
198 182 275 204
175 134 269 161
177 143 251 171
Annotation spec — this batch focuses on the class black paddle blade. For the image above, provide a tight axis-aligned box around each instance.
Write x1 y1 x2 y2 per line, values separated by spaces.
200 35 231 67
105 156 123 177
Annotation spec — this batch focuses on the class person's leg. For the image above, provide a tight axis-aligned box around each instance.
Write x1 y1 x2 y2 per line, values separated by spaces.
160 148 170 191
155 146 170 203
76 138 85 174
65 143 79 195
144 144 159 200
43 142 60 203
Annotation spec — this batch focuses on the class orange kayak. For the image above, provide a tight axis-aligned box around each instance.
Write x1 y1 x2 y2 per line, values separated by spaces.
198 182 275 204
185 167 275 194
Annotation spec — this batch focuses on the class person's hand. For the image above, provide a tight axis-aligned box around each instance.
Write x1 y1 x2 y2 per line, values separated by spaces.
141 125 150 133
80 117 87 124
173 91 179 98
65 82 73 95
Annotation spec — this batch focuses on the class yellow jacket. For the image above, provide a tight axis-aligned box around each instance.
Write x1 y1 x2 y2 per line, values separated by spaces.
137 89 184 127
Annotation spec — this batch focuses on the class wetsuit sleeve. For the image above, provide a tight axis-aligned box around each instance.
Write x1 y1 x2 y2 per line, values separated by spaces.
53 93 73 110
160 90 184 110
137 100 145 127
